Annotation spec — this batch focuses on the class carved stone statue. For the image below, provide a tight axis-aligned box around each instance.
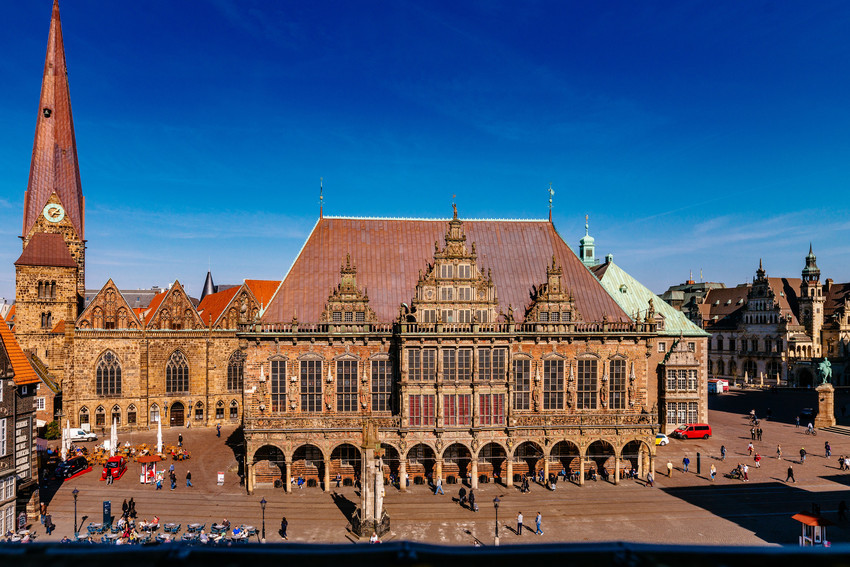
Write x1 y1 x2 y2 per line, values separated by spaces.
532 389 540 411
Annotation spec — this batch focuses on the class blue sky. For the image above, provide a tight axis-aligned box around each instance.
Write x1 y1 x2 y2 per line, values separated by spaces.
1 1 849 302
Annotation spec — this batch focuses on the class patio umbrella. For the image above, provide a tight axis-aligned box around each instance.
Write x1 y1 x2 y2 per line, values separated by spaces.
110 417 117 456
157 415 163 454
61 420 68 461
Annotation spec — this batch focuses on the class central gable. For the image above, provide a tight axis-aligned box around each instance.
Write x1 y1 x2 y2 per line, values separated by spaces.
262 217 629 324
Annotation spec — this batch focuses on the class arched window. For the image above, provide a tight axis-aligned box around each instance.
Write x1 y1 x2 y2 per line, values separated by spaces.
111 405 121 426
215 400 225 420
194 401 204 421
127 404 137 425
95 405 106 427
166 350 189 393
79 406 90 427
96 351 122 396
716 360 725 376
150 403 160 425
227 351 245 392
609 358 626 410
229 400 239 420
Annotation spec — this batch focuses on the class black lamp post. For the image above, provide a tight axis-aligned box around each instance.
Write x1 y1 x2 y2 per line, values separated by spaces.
493 496 500 546
72 488 79 535
260 497 267 543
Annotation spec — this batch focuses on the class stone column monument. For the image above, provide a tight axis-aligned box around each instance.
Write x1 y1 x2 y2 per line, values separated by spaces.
352 420 390 538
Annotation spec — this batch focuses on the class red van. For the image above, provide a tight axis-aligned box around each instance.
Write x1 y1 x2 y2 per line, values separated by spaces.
671 423 712 439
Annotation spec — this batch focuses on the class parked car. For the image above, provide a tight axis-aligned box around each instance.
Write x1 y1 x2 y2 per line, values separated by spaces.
54 456 92 481
64 428 97 442
102 456 128 481
655 433 670 446
671 423 712 440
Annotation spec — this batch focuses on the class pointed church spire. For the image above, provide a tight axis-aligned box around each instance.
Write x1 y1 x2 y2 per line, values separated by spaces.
22 0 84 240
200 271 216 302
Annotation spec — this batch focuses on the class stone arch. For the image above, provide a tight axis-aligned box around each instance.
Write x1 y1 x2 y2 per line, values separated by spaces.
330 443 362 486
253 444 286 489
149 403 160 425
380 443 400 483
476 442 506 485
550 440 581 482
229 399 239 420
512 440 545 481
405 443 436 485
79 406 90 428
293 443 326 488
110 404 122 426
586 440 617 483
621 440 652 478
797 367 814 388
169 401 185 427
441 442 472 484
127 404 137 426
95 405 106 428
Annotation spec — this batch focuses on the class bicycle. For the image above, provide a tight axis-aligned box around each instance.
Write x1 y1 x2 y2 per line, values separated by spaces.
805 428 818 436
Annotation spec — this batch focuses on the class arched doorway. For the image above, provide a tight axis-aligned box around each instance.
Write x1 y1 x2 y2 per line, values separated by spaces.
380 444 400 485
550 440 581 483
513 441 544 482
477 442 506 485
622 440 651 478
330 443 362 486
253 445 285 489
406 444 436 486
586 440 617 483
442 443 472 485
170 402 185 427
798 368 815 388
293 444 325 488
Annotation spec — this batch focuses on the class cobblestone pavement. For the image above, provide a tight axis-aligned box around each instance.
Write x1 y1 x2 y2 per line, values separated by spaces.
33 389 850 546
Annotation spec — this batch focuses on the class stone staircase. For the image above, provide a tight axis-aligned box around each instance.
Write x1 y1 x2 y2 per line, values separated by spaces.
820 425 850 437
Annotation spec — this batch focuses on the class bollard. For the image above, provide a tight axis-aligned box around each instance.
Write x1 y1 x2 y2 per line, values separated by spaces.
697 452 701 475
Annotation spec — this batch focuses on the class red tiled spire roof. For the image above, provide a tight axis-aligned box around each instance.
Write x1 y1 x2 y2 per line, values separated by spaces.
22 0 85 240
15 232 77 267
262 217 629 324
0 317 39 386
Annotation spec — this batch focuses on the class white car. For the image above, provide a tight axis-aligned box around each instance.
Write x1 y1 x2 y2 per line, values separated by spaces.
655 433 670 446
65 428 98 442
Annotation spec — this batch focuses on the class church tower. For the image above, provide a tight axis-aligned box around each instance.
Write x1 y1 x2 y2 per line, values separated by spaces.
14 0 84 362
799 244 824 356
579 215 598 268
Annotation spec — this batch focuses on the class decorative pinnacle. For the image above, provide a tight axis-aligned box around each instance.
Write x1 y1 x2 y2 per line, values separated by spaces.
585 214 589 235
548 182 554 210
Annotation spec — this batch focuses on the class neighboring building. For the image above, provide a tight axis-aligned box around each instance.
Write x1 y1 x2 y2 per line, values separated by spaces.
693 253 850 387
0 317 39 525
660 278 726 320
592 254 710 433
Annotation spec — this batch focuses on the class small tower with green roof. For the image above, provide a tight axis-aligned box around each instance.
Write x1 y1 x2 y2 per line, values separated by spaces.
579 215 598 268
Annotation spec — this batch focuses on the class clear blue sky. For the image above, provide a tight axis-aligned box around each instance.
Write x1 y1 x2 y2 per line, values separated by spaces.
1 1 849 302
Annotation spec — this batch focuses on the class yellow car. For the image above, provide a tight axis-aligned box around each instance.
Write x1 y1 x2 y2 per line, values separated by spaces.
655 433 669 446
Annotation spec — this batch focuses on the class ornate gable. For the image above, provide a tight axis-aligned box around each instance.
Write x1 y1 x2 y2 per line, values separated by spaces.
408 208 499 324
319 254 376 323
215 285 262 330
524 256 580 323
77 279 141 330
145 281 204 330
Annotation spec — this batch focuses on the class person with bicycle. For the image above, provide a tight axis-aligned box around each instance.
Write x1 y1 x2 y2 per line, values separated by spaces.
807 422 815 435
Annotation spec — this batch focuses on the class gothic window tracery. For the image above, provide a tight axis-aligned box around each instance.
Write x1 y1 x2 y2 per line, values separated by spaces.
96 350 122 396
227 351 245 392
166 350 189 393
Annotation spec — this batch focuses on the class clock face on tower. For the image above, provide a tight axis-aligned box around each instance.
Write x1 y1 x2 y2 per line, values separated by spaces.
43 203 66 223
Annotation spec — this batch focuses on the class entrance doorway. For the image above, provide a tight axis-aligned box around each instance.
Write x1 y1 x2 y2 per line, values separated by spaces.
170 402 185 427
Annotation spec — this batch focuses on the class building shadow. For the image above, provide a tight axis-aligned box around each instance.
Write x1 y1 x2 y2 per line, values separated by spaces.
225 426 245 480
331 491 357 523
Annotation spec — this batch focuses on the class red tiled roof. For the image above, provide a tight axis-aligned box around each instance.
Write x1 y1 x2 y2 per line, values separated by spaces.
701 277 802 328
50 320 65 334
824 281 850 318
0 318 39 385
197 286 240 327
262 217 629 324
245 280 280 309
15 233 77 267
143 291 167 325
22 0 85 239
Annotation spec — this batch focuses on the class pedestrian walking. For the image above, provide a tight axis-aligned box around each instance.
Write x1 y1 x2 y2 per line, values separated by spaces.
178 433 183 447
646 472 654 487
826 441 832 458
754 453 761 468
750 427 756 440
845 456 850 471
171 471 177 490
666 461 673 477
720 445 727 461
800 447 807 464
435 477 444 495
786 465 796 483
44 514 53 535
757 427 763 442
742 464 749 481
517 512 523 535
216 424 221 437
280 517 288 540
683 456 690 473
169 463 175 474
747 442 754 456
710 464 716 481
469 489 477 511
186 470 192 487
795 416 800 428
122 499 128 517
458 487 467 507
535 512 543 535
777 445 782 460
840 456 846 471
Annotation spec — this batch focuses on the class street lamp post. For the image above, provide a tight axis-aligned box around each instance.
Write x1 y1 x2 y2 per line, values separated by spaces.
493 496 500 546
72 488 79 535
260 497 267 543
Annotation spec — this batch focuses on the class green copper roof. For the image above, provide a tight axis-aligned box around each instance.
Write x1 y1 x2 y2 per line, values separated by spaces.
593 260 708 337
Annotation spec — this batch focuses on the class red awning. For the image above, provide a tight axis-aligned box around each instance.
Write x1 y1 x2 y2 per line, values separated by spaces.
792 512 834 527
137 455 161 464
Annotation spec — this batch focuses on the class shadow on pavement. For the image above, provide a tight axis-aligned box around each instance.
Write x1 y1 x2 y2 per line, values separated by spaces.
331 491 357 523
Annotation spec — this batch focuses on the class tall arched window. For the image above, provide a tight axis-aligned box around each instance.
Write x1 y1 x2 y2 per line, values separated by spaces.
166 350 189 393
609 358 626 410
111 405 122 426
96 351 122 396
227 351 245 392
150 403 160 425
79 406 90 427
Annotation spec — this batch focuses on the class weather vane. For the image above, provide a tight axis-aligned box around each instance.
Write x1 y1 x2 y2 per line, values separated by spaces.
319 177 324 218
548 183 555 221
